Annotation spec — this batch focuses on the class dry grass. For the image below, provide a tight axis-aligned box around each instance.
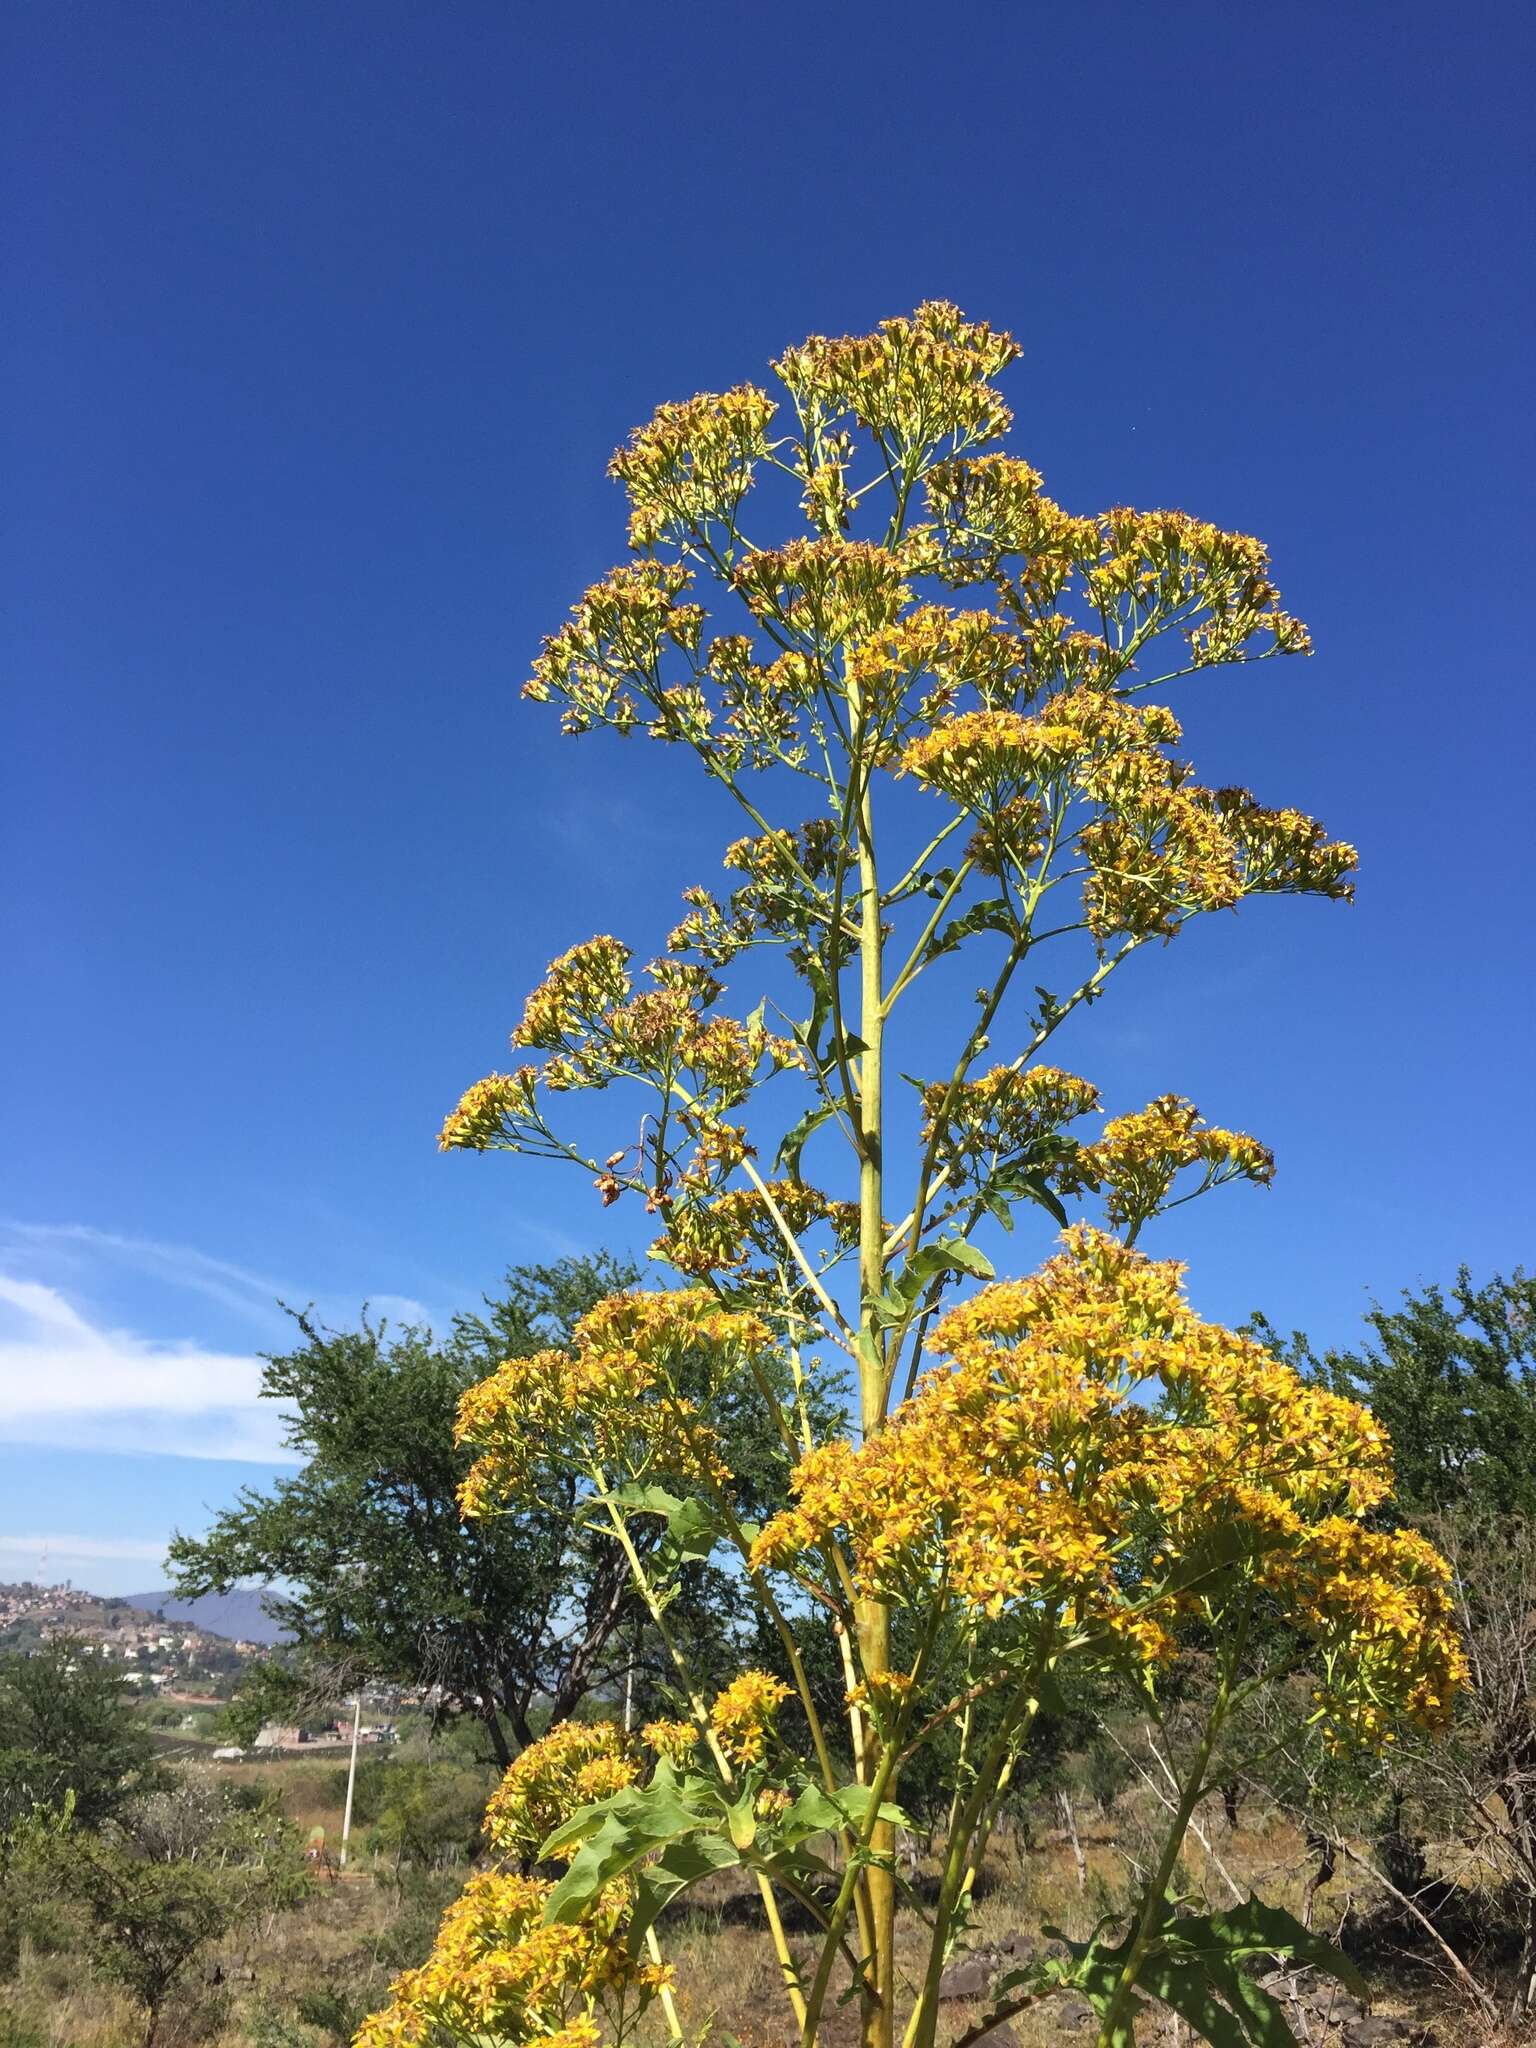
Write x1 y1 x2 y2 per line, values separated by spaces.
0 1774 1519 2047
636 1799 1502 2048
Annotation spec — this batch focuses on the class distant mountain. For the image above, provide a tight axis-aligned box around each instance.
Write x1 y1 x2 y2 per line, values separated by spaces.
122 1587 290 1646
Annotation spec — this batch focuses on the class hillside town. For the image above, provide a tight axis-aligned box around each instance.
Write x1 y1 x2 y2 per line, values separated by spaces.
0 1579 264 1694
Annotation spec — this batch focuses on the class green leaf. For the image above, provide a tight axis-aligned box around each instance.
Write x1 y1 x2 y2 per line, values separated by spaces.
779 1782 847 1843
991 1950 1077 2005
1018 1174 1069 1227
935 1236 995 1279
1041 1919 1138 2022
544 1809 642 1921
868 1288 908 1326
796 959 833 1064
609 1482 685 1519
929 896 1016 959
1216 1964 1300 2048
1138 1958 1254 2048
539 1773 706 1859
540 1775 724 1921
762 1843 838 1884
607 1486 727 1574
725 1791 758 1851
829 1783 913 1833
629 1834 741 1945
870 1235 995 1327
776 1101 836 1184
1167 1899 1366 1998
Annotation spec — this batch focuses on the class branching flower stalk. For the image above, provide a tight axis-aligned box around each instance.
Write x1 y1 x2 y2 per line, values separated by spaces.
358 306 1466 2048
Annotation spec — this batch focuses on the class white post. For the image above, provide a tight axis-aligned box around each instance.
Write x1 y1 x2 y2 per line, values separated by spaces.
339 1691 362 1867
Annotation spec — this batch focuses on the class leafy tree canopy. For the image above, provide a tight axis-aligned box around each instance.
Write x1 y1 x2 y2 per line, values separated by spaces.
168 1254 805 1761
26 1787 307 2047
0 1635 160 1831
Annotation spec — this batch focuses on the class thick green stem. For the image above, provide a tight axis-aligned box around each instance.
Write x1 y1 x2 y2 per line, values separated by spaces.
799 1731 904 2048
853 714 895 2048
907 1682 1043 2048
1093 1598 1253 2048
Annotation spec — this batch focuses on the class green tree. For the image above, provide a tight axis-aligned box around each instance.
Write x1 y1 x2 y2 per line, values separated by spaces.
30 1794 307 2047
1242 1268 1536 2023
0 1638 158 1831
168 1256 639 1763
169 1254 800 1764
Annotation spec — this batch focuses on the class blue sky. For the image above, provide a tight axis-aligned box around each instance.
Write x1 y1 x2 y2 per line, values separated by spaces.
2 1 1532 1596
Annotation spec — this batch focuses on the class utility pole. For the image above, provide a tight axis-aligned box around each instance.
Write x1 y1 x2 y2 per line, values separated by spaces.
339 1690 362 1867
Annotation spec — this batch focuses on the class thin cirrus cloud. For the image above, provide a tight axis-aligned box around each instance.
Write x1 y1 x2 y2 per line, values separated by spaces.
1 1220 435 1336
2 1220 301 1334
0 1221 451 1465
0 1268 296 1464
0 1533 170 1564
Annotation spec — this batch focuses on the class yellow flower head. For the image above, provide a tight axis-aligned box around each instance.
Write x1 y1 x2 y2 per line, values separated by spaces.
775 302 1019 451
920 1064 1100 1197
1070 1093 1275 1232
484 1720 639 1863
751 1228 1446 1726
709 1669 792 1765
642 1718 700 1767
608 383 777 549
352 1865 650 2048
455 1290 773 1514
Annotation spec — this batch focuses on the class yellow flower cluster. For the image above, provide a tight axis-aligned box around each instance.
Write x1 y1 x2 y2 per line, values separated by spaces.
523 559 703 736
709 1669 793 1765
608 383 777 549
642 1718 700 1766
483 1721 639 1865
920 1064 1101 1190
774 301 1019 453
926 453 1099 596
1213 787 1359 894
456 1291 774 1514
516 308 1323 779
509 936 635 1053
731 535 914 647
904 686 1319 913
655 1178 858 1280
895 682 1354 943
836 605 1053 773
437 1067 541 1153
441 940 799 1172
724 818 842 889
701 637 822 771
1072 1094 1275 1232
898 690 1182 806
1086 506 1311 665
670 817 861 969
752 1229 1460 1741
1262 1519 1466 1742
1080 783 1356 940
353 1866 657 2048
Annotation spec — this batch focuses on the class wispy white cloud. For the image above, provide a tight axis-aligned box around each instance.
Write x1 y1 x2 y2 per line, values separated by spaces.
0 1274 297 1463
494 1211 588 1262
1 1221 291 1332
363 1293 435 1328
0 1221 450 1341
0 1533 169 1564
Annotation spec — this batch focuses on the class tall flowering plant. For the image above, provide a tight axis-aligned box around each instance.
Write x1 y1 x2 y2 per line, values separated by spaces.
361 307 1462 2048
